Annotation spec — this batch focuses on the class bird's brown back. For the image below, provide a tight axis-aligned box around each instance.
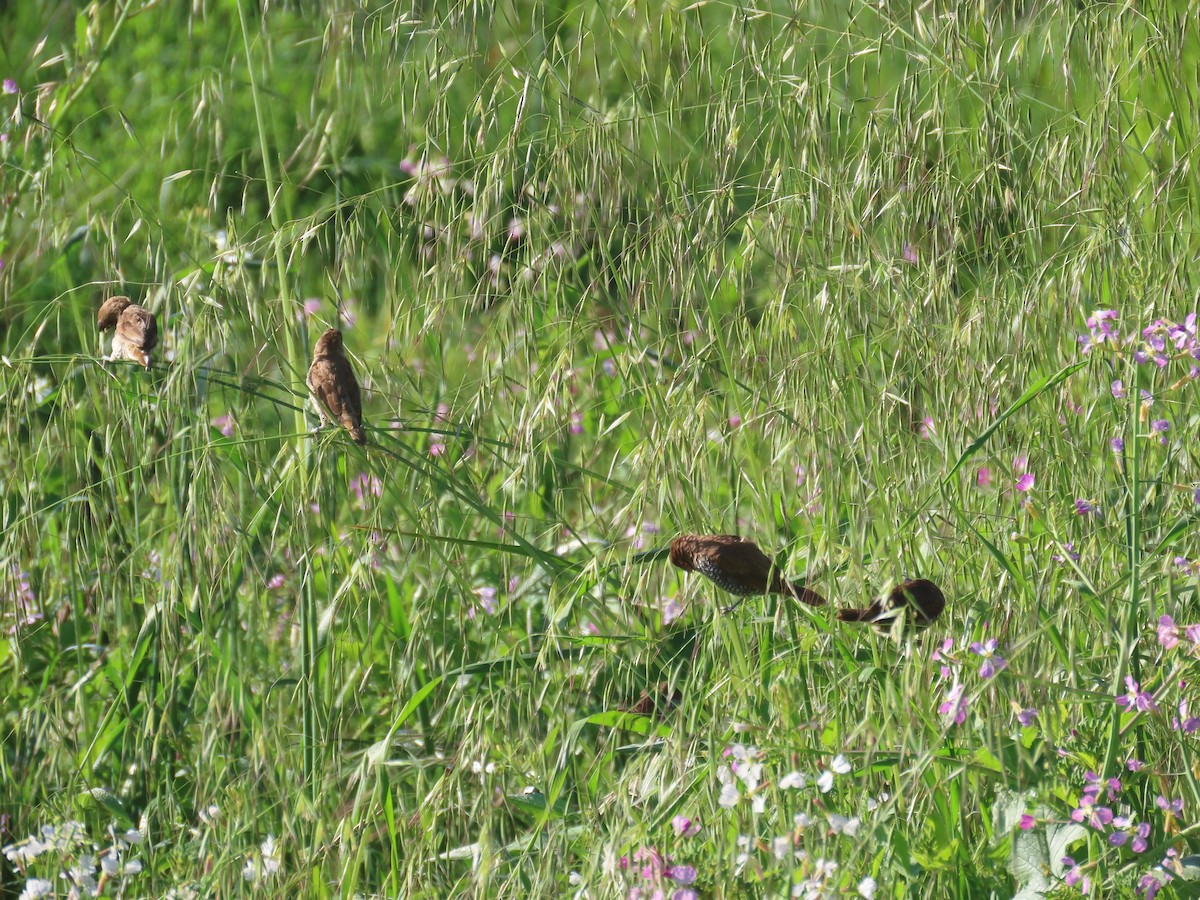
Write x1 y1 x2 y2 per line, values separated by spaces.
669 534 766 574
99 297 156 347
308 341 365 444
668 534 826 605
116 304 158 353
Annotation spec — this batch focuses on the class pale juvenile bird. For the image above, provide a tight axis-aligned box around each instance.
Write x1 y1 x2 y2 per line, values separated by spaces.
307 328 366 444
97 296 158 370
668 534 827 609
836 578 946 631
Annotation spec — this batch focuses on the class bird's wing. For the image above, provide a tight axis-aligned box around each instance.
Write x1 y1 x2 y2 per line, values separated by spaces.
709 538 774 579
308 359 345 419
118 307 158 351
331 357 362 430
309 358 363 431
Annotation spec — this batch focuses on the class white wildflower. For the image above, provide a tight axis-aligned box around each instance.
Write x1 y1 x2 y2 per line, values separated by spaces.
719 781 740 808
261 835 281 877
19 879 53 900
735 761 763 791
779 771 807 789
828 813 861 836
243 834 282 882
717 766 740 807
4 838 47 866
65 852 99 897
734 833 752 869
815 858 838 877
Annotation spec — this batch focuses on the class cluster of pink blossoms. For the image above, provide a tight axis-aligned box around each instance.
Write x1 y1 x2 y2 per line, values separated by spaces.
1157 614 1200 651
933 632 1008 726
1079 310 1200 372
1044 769 1185 897
618 845 698 900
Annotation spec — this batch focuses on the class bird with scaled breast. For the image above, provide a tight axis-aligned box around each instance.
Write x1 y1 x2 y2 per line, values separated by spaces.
306 328 366 445
668 534 828 609
97 296 158 370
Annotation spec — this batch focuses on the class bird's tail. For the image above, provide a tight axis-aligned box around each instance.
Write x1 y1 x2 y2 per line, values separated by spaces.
835 606 878 622
343 417 367 445
785 581 828 607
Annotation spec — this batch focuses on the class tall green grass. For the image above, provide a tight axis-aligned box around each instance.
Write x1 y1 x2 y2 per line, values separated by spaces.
3 1 1200 897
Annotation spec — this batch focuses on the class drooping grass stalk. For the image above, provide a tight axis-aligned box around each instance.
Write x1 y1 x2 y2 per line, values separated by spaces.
0 2 134 247
235 0 319 792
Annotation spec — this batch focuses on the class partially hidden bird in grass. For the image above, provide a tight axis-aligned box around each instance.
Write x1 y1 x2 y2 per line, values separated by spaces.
306 327 366 444
623 681 683 718
668 534 827 611
836 578 946 631
97 296 158 370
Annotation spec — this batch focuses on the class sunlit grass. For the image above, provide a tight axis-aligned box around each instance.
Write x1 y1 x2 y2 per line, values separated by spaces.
2 1 1200 897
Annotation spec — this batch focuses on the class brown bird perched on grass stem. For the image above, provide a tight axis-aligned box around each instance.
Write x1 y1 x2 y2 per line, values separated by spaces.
307 328 366 444
837 578 946 630
668 534 827 611
97 296 158 370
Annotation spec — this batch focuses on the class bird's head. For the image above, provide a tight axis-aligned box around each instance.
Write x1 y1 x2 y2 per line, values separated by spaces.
891 578 946 624
97 296 132 331
314 328 344 357
667 536 696 572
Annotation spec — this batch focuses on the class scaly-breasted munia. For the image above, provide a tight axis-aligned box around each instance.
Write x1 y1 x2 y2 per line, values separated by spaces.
836 578 945 630
306 328 366 444
97 296 158 370
668 534 827 608
624 681 682 718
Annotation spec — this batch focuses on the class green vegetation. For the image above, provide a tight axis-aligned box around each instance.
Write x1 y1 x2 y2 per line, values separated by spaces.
3 1 1200 897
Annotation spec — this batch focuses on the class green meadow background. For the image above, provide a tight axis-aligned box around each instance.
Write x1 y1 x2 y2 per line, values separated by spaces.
2 1 1200 897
